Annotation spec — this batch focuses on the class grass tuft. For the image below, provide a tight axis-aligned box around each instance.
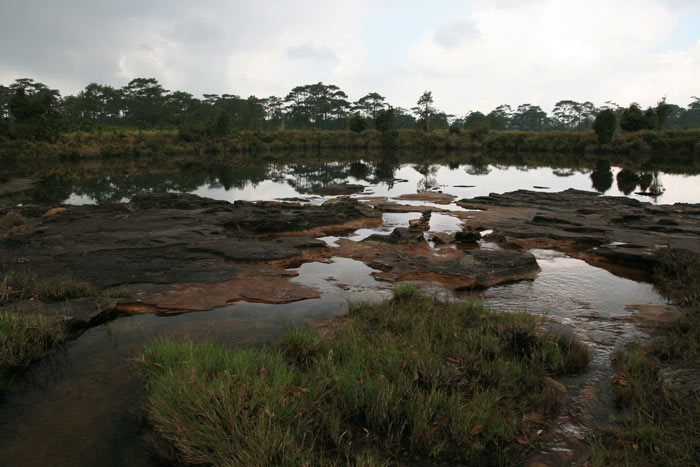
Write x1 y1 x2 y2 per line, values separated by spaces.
1 273 99 305
137 294 590 465
0 211 27 237
0 307 67 394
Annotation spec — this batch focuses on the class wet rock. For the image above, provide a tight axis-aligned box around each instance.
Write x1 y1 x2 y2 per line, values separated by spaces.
364 227 426 244
0 193 382 314
455 228 482 243
431 232 455 244
455 189 700 270
314 183 364 196
394 192 456 204
338 238 539 290
408 211 431 231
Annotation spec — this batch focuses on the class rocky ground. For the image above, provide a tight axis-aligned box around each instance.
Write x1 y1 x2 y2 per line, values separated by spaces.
454 188 700 271
2 188 699 330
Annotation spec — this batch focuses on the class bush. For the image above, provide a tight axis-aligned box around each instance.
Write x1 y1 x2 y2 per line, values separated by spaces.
593 109 617 144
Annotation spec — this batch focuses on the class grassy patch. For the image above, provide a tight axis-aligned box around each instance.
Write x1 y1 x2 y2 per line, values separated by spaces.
1 272 130 306
1 273 98 305
589 248 700 464
0 307 68 394
137 293 590 465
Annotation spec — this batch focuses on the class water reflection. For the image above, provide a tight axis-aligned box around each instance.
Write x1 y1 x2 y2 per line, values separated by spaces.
3 155 700 208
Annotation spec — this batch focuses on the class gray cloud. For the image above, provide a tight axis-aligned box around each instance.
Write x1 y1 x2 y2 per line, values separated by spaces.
287 44 338 62
433 19 478 49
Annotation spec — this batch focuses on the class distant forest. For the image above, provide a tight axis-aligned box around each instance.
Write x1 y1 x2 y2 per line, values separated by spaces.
1 77 699 141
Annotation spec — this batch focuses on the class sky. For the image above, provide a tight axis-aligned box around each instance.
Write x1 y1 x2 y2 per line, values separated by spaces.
1 0 699 115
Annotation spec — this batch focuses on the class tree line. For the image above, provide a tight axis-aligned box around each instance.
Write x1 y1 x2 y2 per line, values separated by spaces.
1 77 699 141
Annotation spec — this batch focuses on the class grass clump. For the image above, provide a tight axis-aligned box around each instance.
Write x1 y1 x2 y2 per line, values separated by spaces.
589 248 700 465
0 307 67 394
0 211 27 236
1 272 105 305
137 294 590 466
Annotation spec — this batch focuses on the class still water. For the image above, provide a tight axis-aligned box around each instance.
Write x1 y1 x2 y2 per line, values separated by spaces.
0 155 690 465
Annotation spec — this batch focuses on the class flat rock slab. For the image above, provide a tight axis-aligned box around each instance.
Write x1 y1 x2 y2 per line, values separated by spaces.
336 237 539 289
394 192 457 204
0 193 378 315
456 189 700 269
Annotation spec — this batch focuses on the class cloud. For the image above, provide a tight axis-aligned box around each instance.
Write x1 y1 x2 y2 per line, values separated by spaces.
0 0 698 115
287 45 338 62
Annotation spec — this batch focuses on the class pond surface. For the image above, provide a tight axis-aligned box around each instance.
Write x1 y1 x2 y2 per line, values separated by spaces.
0 153 693 465
5 157 699 208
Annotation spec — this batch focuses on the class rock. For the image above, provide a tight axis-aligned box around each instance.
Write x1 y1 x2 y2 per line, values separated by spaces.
659 365 700 395
42 207 68 217
364 227 426 244
455 229 482 243
454 189 700 270
338 238 539 290
408 211 431 232
0 193 382 315
394 192 456 204
315 183 364 196
431 232 455 244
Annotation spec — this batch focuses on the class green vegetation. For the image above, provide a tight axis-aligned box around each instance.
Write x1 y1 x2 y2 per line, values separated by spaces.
137 292 590 465
593 108 617 144
1 273 98 305
1 272 130 307
0 308 68 394
589 249 700 465
2 76 700 144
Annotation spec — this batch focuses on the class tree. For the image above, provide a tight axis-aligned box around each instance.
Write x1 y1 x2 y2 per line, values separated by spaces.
284 82 350 129
511 104 548 131
375 107 395 133
552 100 581 130
412 90 435 131
354 92 387 119
654 97 672 129
122 77 168 127
593 108 617 143
619 103 647 132
486 105 512 130
6 78 64 140
348 113 367 133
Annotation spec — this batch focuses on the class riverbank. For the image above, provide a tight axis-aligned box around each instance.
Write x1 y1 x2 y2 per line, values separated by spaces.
1 128 699 164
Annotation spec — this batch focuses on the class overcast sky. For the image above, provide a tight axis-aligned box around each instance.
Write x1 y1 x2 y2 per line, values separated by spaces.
1 0 698 115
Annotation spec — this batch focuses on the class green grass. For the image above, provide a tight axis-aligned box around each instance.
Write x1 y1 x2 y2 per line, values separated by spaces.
1 272 131 306
0 307 67 394
137 293 590 466
589 248 700 465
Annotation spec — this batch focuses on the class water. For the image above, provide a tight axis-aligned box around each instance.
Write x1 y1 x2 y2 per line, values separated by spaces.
6 160 700 208
0 155 690 465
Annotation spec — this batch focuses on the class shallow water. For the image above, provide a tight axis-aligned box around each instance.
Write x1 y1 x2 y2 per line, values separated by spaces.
0 156 687 465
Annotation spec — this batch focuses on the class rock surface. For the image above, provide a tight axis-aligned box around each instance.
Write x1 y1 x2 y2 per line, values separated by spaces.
456 189 700 269
0 193 378 317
